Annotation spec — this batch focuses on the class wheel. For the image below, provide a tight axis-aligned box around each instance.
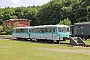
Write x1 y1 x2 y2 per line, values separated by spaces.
57 40 60 44
51 40 54 44
17 38 21 40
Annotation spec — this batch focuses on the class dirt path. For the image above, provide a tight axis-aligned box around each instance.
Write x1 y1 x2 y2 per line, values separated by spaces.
0 35 16 40
37 47 90 55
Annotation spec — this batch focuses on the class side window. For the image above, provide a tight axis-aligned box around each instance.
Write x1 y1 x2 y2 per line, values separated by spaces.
32 29 34 32
21 29 28 32
48 27 52 32
20 29 23 32
33 28 37 32
16 29 20 33
43 28 46 32
42 28 44 32
44 28 48 32
74 27 77 34
37 28 39 32
78 27 80 29
38 28 40 32
39 28 42 32
58 27 62 32
39 28 44 32
62 27 67 32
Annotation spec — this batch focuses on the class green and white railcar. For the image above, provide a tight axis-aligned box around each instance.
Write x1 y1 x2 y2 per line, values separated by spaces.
12 27 32 39
12 25 70 41
30 25 70 40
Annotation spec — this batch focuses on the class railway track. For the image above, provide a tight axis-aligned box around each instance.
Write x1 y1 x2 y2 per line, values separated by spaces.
0 35 16 40
0 35 90 47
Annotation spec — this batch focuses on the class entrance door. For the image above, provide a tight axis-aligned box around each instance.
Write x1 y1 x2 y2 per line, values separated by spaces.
77 27 81 36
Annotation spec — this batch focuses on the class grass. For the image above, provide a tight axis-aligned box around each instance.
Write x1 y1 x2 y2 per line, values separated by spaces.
0 39 90 60
84 39 90 45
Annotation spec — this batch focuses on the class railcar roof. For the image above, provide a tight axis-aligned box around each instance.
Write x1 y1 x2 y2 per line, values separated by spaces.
75 22 90 25
33 25 69 28
13 26 32 29
13 25 69 29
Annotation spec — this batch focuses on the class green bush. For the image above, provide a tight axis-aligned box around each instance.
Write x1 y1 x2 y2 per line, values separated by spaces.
0 25 3 32
58 18 71 26
0 32 7 35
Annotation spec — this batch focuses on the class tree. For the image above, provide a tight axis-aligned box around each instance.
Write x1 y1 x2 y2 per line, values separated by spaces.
68 0 90 24
0 0 90 26
0 25 3 33
10 15 18 19
36 0 63 25
6 23 13 35
58 18 71 26
3 7 15 20
0 8 4 25
25 7 38 26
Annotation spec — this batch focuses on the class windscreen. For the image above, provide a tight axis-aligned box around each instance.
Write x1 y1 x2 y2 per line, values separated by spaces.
58 27 70 32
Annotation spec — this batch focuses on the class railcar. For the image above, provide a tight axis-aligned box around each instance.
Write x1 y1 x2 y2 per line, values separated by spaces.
12 25 70 43
12 27 32 40
73 22 90 40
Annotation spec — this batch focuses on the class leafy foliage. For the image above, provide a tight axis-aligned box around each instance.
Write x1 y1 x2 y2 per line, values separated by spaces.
59 18 71 26
0 25 3 32
0 0 89 26
5 24 13 35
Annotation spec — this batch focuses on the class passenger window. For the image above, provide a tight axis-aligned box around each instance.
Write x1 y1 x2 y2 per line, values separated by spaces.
42 28 44 32
33 28 37 32
44 28 48 32
58 27 62 32
62 27 66 32
16 29 20 33
32 29 34 32
43 28 46 32
20 29 28 32
39 28 44 32
36 28 39 32
48 28 52 32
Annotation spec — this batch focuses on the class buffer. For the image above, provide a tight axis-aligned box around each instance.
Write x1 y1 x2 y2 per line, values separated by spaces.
69 37 85 46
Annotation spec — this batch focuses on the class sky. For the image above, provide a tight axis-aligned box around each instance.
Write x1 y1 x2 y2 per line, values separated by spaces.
0 0 51 8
